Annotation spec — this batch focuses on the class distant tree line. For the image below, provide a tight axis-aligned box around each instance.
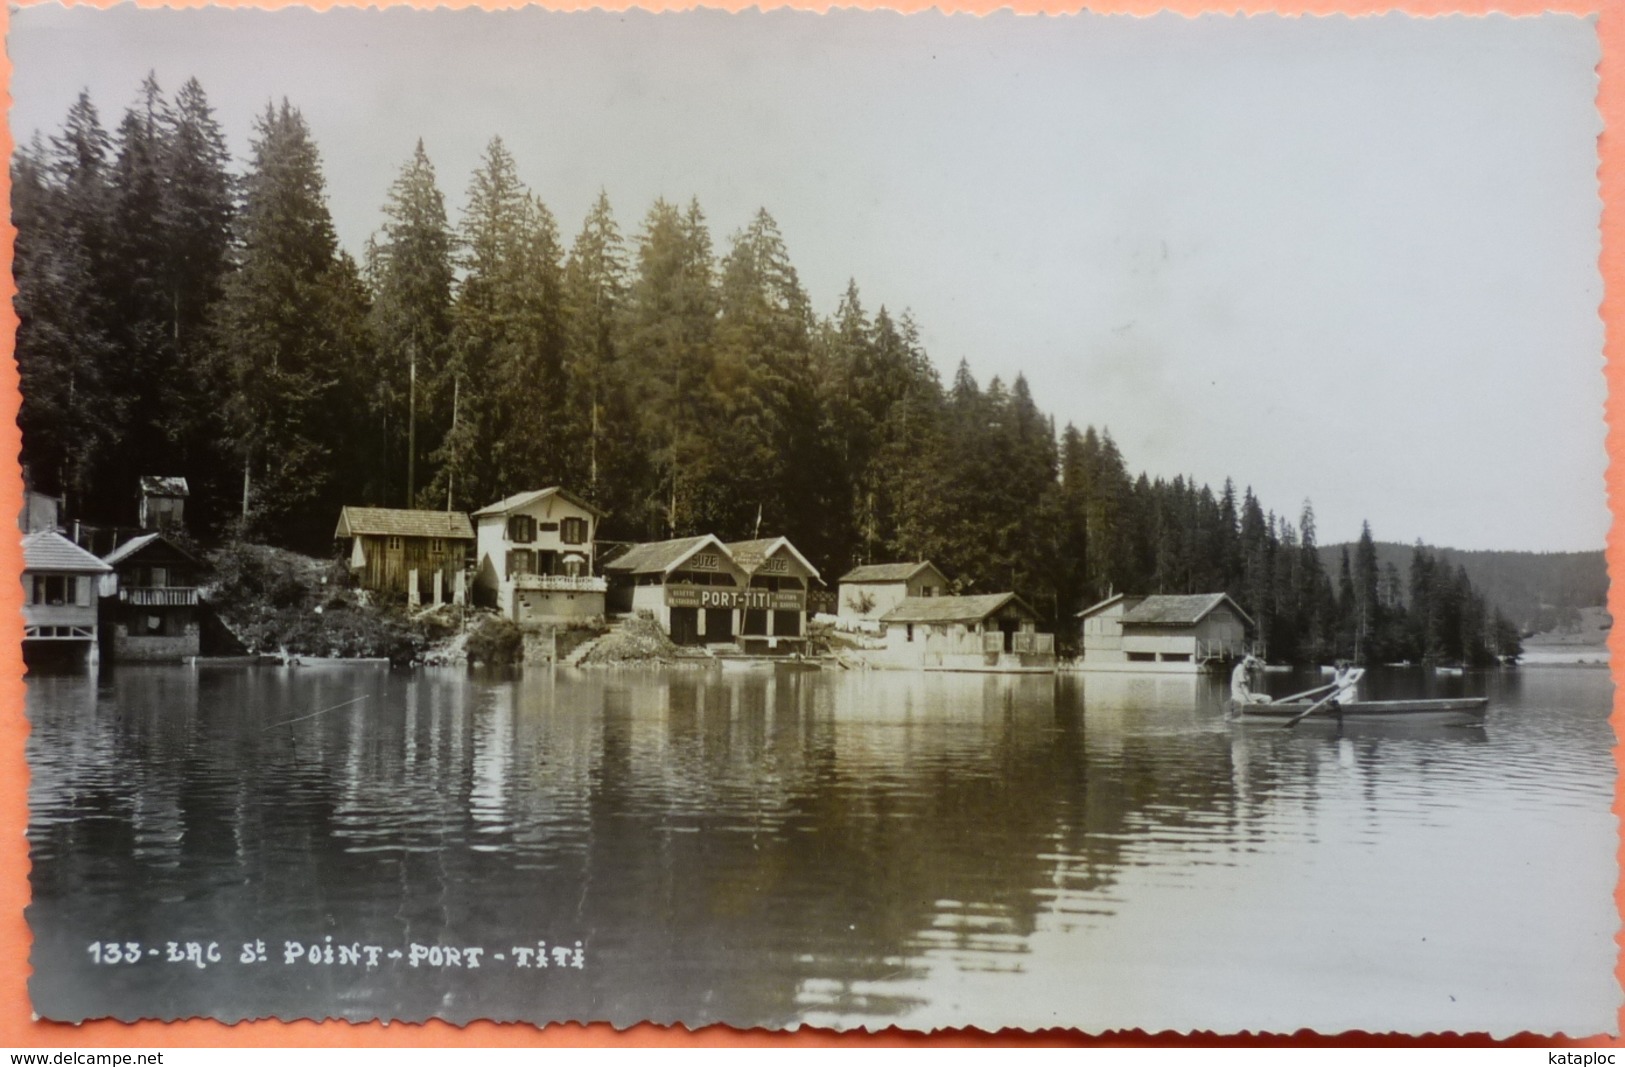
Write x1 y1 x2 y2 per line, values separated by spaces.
13 77 1522 664
1318 541 1605 634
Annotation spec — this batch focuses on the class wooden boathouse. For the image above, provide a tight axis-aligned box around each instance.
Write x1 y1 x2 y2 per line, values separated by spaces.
334 507 475 606
604 535 818 652
23 530 113 666
99 533 202 662
724 537 821 654
604 535 746 645
471 487 606 624
1077 592 1252 672
870 592 1055 672
837 561 950 622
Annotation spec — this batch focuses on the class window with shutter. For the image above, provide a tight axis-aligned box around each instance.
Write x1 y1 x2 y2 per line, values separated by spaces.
507 515 536 543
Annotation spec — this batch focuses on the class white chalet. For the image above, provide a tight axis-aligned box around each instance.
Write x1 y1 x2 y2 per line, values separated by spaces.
471 487 606 625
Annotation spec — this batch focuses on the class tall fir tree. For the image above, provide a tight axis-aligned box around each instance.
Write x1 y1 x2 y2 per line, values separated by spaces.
366 139 455 508
622 197 720 537
213 100 371 547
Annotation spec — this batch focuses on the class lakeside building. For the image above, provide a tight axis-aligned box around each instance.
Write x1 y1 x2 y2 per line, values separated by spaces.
604 535 817 652
837 561 950 622
1076 592 1252 673
472 487 606 625
23 530 113 667
724 537 821 654
334 507 475 606
99 533 201 662
604 535 748 645
868 592 1055 673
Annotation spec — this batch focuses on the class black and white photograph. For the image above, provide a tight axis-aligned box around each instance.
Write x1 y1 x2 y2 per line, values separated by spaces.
8 3 1616 1036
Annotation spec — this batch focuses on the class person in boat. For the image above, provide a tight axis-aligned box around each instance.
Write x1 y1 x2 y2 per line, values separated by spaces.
1230 654 1272 705
1329 660 1362 706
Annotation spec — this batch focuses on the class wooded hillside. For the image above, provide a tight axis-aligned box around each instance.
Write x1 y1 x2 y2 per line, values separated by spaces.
12 76 1527 664
1321 543 1606 632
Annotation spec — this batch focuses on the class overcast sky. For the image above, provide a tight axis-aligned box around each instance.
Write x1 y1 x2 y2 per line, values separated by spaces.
6 6 1607 552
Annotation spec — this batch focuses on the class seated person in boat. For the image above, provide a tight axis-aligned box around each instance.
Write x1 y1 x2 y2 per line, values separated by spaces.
1230 655 1272 705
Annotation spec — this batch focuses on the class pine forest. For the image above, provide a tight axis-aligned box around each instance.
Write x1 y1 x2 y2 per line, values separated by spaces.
11 79 1524 666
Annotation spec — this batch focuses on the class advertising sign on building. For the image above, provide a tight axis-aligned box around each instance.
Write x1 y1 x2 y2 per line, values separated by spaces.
665 586 803 611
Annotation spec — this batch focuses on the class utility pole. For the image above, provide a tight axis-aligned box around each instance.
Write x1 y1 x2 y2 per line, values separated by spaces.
406 340 417 509
446 376 459 512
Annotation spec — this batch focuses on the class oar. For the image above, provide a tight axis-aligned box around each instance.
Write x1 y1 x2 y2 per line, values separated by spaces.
1273 680 1340 704
1282 690 1341 729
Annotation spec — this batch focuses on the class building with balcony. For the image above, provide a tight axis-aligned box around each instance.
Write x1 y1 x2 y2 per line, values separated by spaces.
22 530 113 666
1076 592 1252 672
837 561 950 622
870 592 1053 672
100 533 202 662
472 487 606 625
336 507 475 606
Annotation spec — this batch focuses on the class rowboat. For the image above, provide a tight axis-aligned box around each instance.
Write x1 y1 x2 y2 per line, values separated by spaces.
1227 657 1487 726
1232 696 1488 725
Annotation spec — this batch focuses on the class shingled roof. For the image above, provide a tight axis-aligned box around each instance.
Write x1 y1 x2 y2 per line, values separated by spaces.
22 531 112 573
334 507 474 541
602 535 729 575
472 486 604 518
139 475 189 497
1120 593 1254 629
840 561 944 584
881 592 1036 625
102 532 200 568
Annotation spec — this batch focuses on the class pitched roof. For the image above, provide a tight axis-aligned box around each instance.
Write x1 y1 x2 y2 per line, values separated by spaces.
471 486 604 519
22 531 113 573
1077 592 1139 618
102 532 200 568
334 507 475 540
881 592 1036 625
602 535 728 575
725 537 822 583
840 561 942 584
139 475 189 497
1120 593 1254 629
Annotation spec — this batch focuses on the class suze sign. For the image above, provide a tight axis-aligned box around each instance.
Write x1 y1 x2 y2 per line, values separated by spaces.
666 586 803 610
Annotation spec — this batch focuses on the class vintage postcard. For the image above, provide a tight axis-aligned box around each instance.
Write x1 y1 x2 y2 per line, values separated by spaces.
5 2 1615 1040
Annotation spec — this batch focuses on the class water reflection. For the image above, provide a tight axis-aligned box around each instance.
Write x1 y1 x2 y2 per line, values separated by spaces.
25 662 1616 1034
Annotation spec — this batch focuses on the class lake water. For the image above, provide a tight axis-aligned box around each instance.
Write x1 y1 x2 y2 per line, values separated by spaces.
25 663 1619 1035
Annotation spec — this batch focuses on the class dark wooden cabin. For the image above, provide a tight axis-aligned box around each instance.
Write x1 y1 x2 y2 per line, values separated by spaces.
334 507 475 605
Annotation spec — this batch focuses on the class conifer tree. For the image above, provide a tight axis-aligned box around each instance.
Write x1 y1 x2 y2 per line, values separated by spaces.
13 129 117 512
366 140 455 507
563 190 630 506
214 100 370 546
622 197 720 537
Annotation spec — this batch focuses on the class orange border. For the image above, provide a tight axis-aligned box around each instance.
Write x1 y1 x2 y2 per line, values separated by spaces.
0 0 1617 1049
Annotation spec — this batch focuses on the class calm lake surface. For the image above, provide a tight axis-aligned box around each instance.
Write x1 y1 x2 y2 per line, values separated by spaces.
26 663 1618 1035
